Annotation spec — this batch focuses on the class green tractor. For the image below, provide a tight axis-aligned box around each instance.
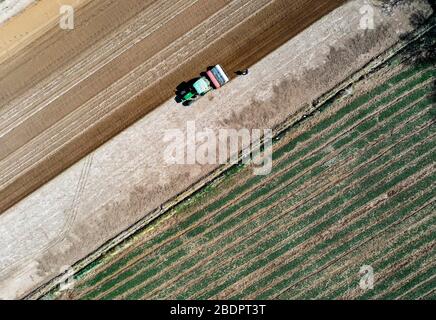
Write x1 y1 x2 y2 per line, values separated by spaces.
175 65 230 106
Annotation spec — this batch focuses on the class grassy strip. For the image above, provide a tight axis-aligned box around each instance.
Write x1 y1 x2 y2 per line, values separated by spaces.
318 214 435 299
154 100 436 300
287 206 435 300
397 272 436 300
223 151 436 299
358 248 435 299
74 163 246 289
176 121 432 298
381 262 435 300
245 174 435 300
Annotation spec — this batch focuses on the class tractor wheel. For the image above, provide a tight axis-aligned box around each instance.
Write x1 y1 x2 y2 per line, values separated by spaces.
183 100 194 107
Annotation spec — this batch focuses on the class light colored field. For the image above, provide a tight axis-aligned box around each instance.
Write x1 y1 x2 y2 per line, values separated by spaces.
45 26 435 300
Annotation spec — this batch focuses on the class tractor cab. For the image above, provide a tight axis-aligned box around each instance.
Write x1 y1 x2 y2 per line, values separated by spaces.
193 77 213 96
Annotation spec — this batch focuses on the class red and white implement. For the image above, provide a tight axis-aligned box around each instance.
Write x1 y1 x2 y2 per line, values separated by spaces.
206 64 230 89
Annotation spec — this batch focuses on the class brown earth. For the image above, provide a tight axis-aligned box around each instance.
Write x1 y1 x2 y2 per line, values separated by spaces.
0 0 345 214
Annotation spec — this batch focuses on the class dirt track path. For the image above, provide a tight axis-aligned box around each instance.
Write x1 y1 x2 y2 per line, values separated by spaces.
0 0 344 214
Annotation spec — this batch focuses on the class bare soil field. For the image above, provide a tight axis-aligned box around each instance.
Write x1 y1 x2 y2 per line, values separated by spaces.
0 0 345 214
44 23 435 300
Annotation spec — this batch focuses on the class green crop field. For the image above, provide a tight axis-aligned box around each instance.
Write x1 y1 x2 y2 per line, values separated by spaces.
44 25 435 300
